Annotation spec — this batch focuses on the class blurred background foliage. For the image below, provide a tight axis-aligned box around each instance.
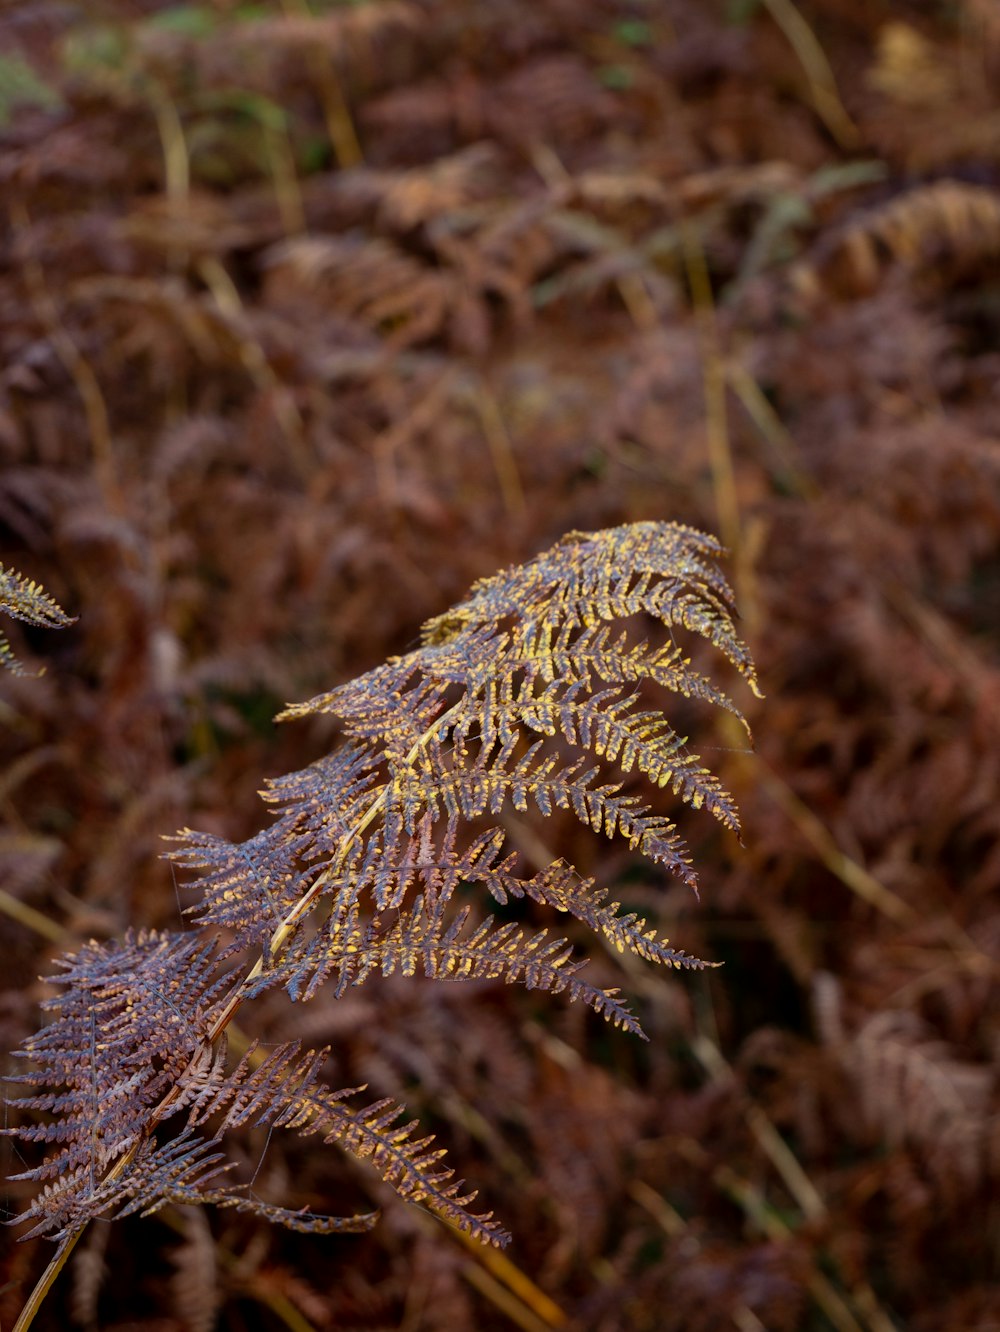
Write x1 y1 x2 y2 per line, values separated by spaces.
1 1 998 1328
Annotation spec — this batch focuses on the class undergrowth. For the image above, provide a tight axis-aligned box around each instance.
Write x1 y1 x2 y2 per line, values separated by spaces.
1 1 998 1328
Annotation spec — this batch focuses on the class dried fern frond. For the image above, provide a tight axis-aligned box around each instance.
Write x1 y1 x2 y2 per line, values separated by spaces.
5 522 756 1284
801 180 1000 295
3 932 419 1243
6 930 231 1239
0 565 74 674
262 234 456 347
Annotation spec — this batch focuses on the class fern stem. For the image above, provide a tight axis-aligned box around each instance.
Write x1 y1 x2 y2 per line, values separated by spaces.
260 699 468 966
682 224 741 557
12 1232 80 1332
199 699 471 1046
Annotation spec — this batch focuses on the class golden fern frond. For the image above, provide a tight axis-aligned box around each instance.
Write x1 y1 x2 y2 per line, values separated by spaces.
255 522 757 1008
388 742 698 881
495 859 708 969
421 523 746 648
489 680 742 825
181 1037 503 1243
503 623 750 722
0 564 74 674
7 522 756 1275
287 1089 506 1245
166 822 313 958
370 900 642 1031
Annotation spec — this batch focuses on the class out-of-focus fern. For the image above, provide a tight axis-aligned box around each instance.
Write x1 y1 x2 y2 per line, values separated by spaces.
0 566 74 675
4 522 759 1329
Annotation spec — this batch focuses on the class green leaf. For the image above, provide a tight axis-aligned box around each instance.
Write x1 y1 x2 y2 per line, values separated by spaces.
0 54 62 126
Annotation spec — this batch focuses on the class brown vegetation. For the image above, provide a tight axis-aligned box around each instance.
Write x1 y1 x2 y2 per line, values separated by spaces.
1 1 998 1329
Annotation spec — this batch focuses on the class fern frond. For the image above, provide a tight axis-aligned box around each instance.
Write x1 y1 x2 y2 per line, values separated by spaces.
167 820 315 956
421 522 760 695
0 565 74 630
497 859 712 971
7 522 756 1268
174 523 752 1007
391 744 698 885
280 1086 509 1247
185 1039 506 1245
112 1129 235 1222
4 943 494 1243
279 670 447 763
7 932 226 1145
516 624 750 727
280 895 642 1034
262 744 386 854
455 679 741 829
557 685 738 815
0 564 74 674
374 899 642 1032
808 179 1000 294
4 933 238 1239
198 1194 379 1234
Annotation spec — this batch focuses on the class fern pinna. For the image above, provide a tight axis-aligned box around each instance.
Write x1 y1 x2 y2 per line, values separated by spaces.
0 565 74 675
5 522 760 1325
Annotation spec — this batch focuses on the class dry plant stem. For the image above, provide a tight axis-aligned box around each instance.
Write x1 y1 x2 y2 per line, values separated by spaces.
473 385 528 522
683 227 741 554
280 0 363 168
629 1180 766 1332
239 1276 317 1332
683 226 763 642
9 204 122 515
262 118 306 236
372 369 457 507
674 1132 871 1332
0 888 68 943
459 1264 559 1332
197 256 313 482
732 1309 768 1332
13 702 466 1332
144 71 191 273
760 0 859 148
616 272 661 332
711 1158 867 1332
145 76 189 206
730 718 996 979
12 1235 77 1332
691 1036 897 1332
154 1206 316 1332
398 1163 563 1330
752 752 917 925
451 1226 567 1328
725 361 820 501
